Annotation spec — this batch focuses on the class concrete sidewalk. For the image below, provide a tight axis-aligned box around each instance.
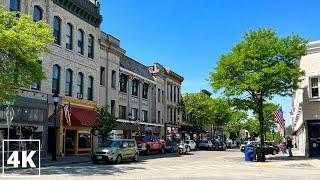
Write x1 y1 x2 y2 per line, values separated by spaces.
223 149 320 169
40 155 91 167
249 149 320 169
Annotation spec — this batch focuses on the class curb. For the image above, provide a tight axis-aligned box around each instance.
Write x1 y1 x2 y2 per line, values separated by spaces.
41 159 91 167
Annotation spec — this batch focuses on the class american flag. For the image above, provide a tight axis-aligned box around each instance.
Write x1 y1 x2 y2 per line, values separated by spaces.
134 118 140 131
64 103 71 126
273 107 285 136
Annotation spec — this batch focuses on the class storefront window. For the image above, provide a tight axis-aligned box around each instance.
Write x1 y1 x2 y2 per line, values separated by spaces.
0 109 5 120
14 107 22 121
78 133 91 148
28 109 34 121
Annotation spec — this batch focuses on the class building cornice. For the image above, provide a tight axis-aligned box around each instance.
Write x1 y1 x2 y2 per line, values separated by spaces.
52 0 102 27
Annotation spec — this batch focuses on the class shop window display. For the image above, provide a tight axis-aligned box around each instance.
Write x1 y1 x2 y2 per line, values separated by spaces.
78 133 91 149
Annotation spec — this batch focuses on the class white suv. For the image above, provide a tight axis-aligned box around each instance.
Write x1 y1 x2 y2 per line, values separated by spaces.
185 140 197 151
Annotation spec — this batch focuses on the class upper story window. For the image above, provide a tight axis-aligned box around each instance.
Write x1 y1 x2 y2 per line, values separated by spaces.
120 74 128 93
162 90 165 104
66 23 73 50
52 65 60 94
88 76 94 101
88 34 94 59
10 0 20 11
174 86 177 102
77 72 84 99
170 85 173 101
177 87 180 102
77 29 84 55
132 79 139 96
158 89 161 103
311 77 319 97
142 83 149 99
100 67 105 86
31 82 41 90
65 69 73 96
131 108 138 120
53 16 61 45
111 70 116 89
119 105 127 119
142 110 148 122
33 6 42 22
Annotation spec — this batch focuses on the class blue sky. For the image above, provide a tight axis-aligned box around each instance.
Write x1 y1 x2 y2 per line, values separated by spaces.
100 0 320 126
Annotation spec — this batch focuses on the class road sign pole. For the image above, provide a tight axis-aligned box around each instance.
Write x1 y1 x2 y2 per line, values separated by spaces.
5 105 14 162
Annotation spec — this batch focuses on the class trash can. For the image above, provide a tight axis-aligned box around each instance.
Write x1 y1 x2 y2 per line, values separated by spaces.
244 146 254 162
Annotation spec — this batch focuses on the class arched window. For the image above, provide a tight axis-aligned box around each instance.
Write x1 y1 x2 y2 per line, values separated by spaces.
88 76 94 101
77 72 83 99
52 65 60 93
33 6 42 22
66 23 73 50
10 0 20 11
88 35 94 59
77 29 84 54
53 16 61 45
65 69 73 96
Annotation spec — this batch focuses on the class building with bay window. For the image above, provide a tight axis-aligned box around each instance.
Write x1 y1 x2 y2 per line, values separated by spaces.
292 40 320 157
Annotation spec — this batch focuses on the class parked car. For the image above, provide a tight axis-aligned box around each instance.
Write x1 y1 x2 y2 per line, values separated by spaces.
240 141 259 152
198 140 214 150
165 140 180 153
91 139 139 164
264 141 280 155
137 135 166 155
185 140 197 151
214 140 226 151
179 141 191 155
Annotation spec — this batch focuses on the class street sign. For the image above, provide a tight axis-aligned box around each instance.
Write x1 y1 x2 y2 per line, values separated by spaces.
5 106 14 125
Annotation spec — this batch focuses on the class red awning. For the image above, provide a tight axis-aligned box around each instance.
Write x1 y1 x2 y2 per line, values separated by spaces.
63 105 97 127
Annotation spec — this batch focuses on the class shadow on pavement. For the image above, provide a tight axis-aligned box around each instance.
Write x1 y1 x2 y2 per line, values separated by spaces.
267 155 320 161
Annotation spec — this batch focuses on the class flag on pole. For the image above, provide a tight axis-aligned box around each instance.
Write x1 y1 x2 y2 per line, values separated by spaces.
273 107 285 136
64 103 72 126
134 118 140 131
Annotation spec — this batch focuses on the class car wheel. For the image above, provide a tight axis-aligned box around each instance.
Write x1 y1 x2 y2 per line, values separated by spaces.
272 150 277 155
133 153 138 162
92 159 98 164
116 155 122 164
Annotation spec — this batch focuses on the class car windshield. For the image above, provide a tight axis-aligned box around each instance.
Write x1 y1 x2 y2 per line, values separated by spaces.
201 140 208 143
101 140 122 148
185 141 190 144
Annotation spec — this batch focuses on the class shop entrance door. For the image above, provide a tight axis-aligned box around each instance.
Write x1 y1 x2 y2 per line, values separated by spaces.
65 130 76 156
308 121 320 157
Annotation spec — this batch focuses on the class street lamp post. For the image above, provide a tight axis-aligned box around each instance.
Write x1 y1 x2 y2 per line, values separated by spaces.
52 93 59 161
256 91 266 162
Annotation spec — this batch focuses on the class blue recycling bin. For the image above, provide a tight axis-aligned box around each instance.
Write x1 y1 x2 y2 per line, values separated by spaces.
244 146 254 162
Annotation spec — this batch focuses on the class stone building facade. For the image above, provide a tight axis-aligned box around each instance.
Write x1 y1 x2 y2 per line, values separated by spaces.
1 0 102 156
1 0 184 156
292 40 320 157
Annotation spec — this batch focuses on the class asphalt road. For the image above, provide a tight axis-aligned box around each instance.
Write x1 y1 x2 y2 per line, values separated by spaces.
3 149 320 179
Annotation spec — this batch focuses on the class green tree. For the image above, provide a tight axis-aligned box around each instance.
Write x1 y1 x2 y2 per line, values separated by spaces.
182 92 213 128
210 28 307 160
0 10 54 105
225 110 247 140
92 107 117 138
286 125 293 134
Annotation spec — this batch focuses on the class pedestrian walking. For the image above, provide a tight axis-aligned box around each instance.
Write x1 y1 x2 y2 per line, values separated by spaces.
286 137 293 157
